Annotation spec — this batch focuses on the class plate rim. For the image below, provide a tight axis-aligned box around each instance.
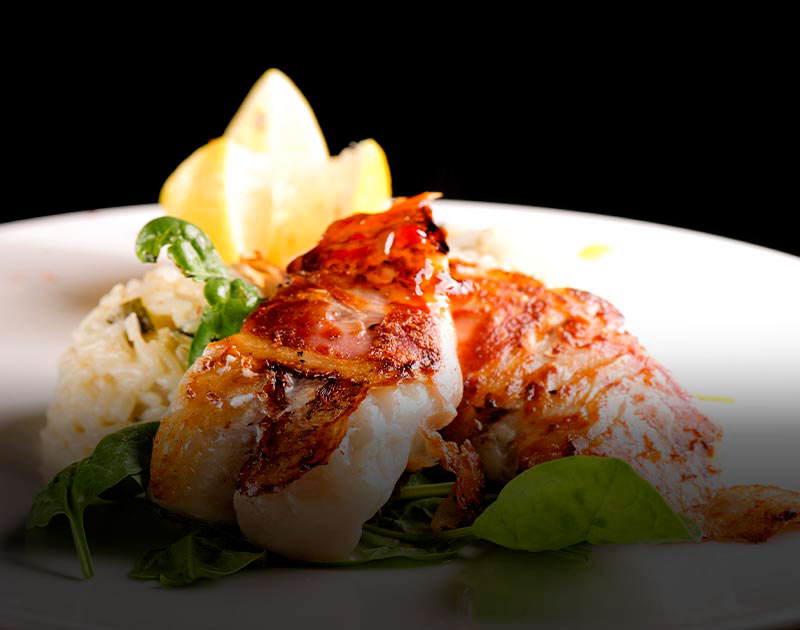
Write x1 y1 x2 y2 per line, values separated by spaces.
1 200 796 264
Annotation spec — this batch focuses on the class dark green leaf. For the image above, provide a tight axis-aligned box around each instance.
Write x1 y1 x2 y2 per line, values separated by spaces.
187 278 261 365
374 497 444 534
473 456 697 552
135 217 262 366
135 217 227 280
27 422 160 578
130 529 266 586
202 278 261 338
405 469 446 487
321 529 468 566
188 313 218 366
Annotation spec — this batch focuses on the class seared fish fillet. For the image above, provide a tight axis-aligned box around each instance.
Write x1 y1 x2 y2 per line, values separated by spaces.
442 261 800 539
149 194 462 561
442 262 722 521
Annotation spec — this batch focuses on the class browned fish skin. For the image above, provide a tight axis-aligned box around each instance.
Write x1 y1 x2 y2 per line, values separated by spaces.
148 343 270 522
442 261 723 521
704 485 800 542
237 377 367 496
238 193 449 382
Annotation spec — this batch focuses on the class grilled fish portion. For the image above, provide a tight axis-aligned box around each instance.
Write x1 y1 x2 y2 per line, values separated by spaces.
703 485 800 543
149 194 463 561
442 262 800 540
442 261 723 522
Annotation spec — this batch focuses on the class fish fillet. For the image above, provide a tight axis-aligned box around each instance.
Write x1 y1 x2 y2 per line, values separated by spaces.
442 261 800 539
149 194 462 561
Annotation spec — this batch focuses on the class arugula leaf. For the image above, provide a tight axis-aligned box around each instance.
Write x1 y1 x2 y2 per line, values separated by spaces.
323 529 468 566
472 456 697 552
134 217 262 366
188 277 261 365
27 422 160 578
135 217 227 280
404 468 450 486
130 528 266 586
373 497 444 534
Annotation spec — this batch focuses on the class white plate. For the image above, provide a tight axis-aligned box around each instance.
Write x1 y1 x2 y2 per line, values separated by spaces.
1 201 798 630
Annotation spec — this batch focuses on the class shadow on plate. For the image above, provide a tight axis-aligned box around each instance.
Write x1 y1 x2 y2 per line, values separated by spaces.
0 409 45 478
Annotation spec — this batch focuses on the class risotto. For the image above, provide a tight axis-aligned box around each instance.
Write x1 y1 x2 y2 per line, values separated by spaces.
40 264 205 478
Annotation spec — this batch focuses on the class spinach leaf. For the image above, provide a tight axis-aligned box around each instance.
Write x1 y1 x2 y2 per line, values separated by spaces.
27 422 160 578
134 217 262 366
472 456 697 552
135 217 227 280
130 528 266 586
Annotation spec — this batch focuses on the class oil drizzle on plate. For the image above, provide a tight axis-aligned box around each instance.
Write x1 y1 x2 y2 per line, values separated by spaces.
578 244 612 260
693 394 735 403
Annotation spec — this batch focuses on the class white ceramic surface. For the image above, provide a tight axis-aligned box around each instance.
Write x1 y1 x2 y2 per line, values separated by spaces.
1 201 798 630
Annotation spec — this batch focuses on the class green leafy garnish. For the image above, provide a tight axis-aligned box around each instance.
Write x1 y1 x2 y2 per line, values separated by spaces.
130 528 267 586
134 217 261 366
28 422 696 585
135 217 227 280
26 422 160 578
189 277 260 365
473 456 697 552
330 529 467 566
374 497 445 534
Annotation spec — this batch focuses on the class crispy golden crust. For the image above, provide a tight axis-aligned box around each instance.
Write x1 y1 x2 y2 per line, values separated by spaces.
443 261 722 518
149 344 269 517
704 485 800 543
238 281 441 383
237 377 368 496
239 193 448 382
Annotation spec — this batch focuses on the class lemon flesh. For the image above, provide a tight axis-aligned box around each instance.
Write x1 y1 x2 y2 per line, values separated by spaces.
225 69 328 164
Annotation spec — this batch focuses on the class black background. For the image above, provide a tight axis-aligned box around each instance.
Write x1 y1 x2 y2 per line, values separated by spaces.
6 48 794 256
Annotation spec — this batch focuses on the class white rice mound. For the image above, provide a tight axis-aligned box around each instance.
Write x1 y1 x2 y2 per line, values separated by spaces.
40 265 205 479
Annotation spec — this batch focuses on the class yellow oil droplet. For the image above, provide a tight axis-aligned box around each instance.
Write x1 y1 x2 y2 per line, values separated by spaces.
579 244 612 260
693 394 735 403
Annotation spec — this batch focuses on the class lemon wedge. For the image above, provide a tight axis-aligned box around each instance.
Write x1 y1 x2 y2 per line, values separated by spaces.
344 138 392 213
160 69 392 265
159 138 260 263
160 136 391 265
225 69 328 164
